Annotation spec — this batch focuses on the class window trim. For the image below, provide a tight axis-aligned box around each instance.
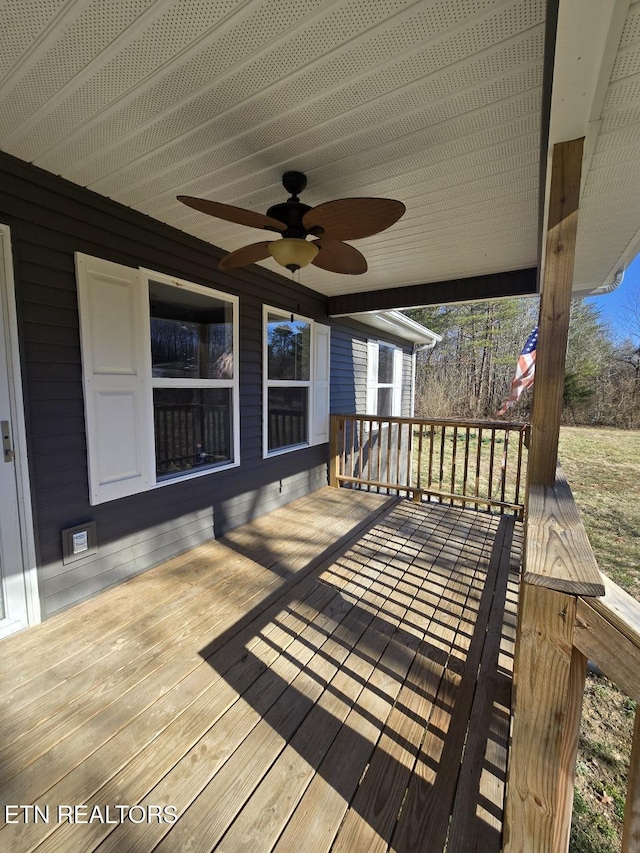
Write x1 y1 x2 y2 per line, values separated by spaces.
141 268 241 483
367 339 403 418
263 305 313 458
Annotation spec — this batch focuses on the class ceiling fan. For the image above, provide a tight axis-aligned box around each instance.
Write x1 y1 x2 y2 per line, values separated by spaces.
177 171 405 275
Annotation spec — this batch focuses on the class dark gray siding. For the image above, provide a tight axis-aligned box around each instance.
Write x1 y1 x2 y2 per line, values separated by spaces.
1 153 330 618
1 152 417 619
329 319 414 417
402 350 414 417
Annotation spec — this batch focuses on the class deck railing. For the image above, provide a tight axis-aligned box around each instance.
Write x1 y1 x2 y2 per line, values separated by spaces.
329 414 529 518
504 469 640 853
330 418 640 850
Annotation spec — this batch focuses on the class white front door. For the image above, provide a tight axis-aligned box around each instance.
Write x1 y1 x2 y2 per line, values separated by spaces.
0 227 38 637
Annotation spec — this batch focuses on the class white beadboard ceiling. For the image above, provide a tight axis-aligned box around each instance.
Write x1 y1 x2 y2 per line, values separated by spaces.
0 0 638 299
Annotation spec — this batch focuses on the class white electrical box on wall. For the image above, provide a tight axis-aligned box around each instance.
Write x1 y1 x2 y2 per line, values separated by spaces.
62 522 97 565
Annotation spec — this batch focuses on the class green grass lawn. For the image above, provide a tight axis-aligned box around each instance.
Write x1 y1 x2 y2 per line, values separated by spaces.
558 426 640 852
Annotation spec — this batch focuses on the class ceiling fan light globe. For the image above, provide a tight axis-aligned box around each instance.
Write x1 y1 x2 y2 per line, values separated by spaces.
268 238 318 272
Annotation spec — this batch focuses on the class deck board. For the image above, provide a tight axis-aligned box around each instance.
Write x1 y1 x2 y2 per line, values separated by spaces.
0 487 521 853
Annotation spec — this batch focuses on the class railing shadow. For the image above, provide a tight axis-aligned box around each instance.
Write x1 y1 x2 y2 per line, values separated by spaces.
188 501 518 852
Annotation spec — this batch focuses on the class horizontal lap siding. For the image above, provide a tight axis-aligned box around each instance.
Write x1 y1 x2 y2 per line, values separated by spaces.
330 319 413 417
1 153 330 618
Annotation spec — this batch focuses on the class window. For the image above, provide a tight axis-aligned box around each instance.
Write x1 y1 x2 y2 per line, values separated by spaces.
75 253 239 505
366 340 403 417
263 306 330 457
149 277 237 481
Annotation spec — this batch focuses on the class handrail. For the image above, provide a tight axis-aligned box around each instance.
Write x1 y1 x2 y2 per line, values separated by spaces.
330 414 529 518
505 469 640 853
524 467 605 597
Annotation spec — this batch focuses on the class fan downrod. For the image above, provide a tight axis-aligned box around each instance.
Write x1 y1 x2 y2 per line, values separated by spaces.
282 171 307 200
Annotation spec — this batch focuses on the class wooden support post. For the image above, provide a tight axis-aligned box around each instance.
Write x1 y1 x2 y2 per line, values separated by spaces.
528 137 583 487
505 137 587 852
623 706 640 853
329 415 340 488
504 585 581 853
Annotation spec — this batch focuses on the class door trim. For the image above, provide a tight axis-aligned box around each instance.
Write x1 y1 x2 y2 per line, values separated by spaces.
0 223 40 632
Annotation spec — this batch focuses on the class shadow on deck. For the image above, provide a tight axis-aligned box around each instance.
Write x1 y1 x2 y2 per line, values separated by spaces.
0 487 521 853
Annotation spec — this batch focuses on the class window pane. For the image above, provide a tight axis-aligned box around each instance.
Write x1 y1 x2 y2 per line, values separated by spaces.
150 280 233 379
154 388 232 479
268 387 308 451
378 344 394 384
267 314 310 381
377 387 393 417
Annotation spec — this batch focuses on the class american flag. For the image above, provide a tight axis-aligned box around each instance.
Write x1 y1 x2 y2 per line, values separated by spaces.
496 327 538 417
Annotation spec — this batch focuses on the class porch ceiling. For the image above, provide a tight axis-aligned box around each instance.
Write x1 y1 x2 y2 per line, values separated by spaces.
0 0 638 301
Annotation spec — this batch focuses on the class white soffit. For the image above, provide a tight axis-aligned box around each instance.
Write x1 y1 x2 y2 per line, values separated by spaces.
545 0 640 297
345 310 442 345
0 0 546 298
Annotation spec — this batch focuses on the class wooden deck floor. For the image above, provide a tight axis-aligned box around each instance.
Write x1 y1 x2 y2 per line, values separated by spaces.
0 487 521 853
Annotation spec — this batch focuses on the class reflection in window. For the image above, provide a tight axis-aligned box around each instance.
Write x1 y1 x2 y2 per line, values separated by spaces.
149 278 237 480
264 308 312 455
150 280 233 379
267 314 310 380
154 388 232 479
268 387 308 452
377 387 393 417
378 343 394 385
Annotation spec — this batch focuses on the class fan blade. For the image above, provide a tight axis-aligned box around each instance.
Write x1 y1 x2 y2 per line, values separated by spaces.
177 196 286 232
311 239 367 275
303 197 405 240
219 241 273 269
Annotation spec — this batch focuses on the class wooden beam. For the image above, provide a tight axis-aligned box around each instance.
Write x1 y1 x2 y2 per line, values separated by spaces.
503 585 580 853
553 646 587 853
327 268 537 316
528 138 583 487
536 0 560 274
574 574 640 704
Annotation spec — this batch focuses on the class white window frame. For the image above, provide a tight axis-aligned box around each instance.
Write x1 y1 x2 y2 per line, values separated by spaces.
366 340 403 417
141 269 240 486
263 305 330 458
77 252 241 505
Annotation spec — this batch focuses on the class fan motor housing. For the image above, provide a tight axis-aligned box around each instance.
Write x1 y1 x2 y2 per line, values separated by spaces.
266 201 314 239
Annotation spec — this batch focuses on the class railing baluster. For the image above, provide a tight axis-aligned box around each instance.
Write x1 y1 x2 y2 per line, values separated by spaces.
462 426 470 510
450 425 458 506
365 418 372 490
341 416 347 480
350 416 356 486
416 422 424 498
395 421 402 491
358 417 364 484
439 425 446 504
386 417 393 495
375 420 382 492
487 427 496 509
428 424 435 496
475 426 483 511
514 427 524 516
500 429 509 515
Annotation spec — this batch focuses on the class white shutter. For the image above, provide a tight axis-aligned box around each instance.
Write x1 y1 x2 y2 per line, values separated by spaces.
366 340 378 415
392 348 403 416
311 323 330 445
75 253 154 505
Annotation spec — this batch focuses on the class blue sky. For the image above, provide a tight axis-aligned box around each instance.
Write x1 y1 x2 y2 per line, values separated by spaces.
586 251 640 340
